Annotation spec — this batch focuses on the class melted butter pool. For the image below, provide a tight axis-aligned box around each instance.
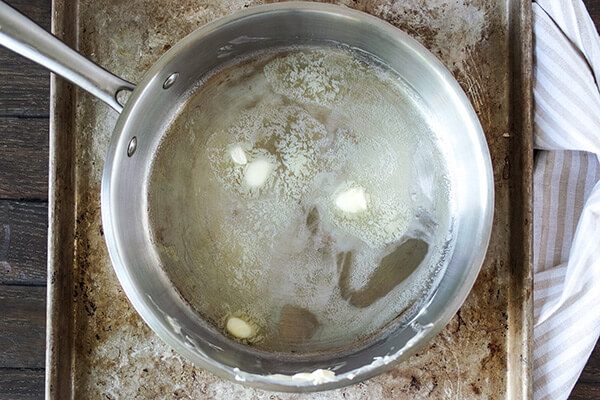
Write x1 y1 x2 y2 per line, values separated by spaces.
147 46 455 353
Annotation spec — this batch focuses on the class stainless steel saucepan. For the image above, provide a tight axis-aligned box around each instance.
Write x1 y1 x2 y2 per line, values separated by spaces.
0 1 493 392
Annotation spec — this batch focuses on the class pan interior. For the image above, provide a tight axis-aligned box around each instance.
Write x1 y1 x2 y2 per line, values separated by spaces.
146 44 455 355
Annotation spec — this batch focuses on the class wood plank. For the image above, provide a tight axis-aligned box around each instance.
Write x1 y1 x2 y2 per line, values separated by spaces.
0 0 52 397
3 0 50 25
569 384 600 400
0 0 51 117
0 52 50 117
0 368 45 400
0 201 47 285
584 0 600 30
579 339 600 382
0 118 49 199
0 286 46 369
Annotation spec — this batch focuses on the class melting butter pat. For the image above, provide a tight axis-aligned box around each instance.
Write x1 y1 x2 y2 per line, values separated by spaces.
244 158 274 188
226 316 254 339
335 186 368 213
229 145 248 165
291 369 336 384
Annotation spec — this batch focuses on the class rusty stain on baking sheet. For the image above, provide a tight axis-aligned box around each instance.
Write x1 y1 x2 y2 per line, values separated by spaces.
47 0 532 398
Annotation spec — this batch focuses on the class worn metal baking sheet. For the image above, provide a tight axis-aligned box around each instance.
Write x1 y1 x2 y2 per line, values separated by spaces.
46 0 533 398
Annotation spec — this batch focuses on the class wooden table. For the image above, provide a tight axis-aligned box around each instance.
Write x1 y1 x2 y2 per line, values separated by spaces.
0 0 598 398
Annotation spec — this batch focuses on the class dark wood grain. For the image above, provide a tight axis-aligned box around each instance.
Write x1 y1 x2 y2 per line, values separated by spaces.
3 0 50 22
579 339 600 381
585 0 600 29
0 0 51 396
0 201 48 286
570 385 600 400
570 339 600 399
0 52 50 117
0 118 49 199
0 286 46 369
0 368 45 400
0 0 51 117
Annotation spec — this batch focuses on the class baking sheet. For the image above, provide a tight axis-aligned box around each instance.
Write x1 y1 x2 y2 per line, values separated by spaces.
46 0 533 398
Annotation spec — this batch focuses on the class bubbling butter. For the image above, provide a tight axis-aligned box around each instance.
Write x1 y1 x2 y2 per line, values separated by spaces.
148 46 454 354
291 369 336 384
229 145 248 165
268 369 337 385
335 185 369 213
226 316 254 339
243 158 274 188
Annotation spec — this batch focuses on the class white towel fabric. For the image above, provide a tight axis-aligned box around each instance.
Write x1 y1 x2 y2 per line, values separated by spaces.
532 1 600 399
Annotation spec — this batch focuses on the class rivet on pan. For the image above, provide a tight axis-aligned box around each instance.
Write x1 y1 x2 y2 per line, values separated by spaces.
127 136 137 157
163 72 179 89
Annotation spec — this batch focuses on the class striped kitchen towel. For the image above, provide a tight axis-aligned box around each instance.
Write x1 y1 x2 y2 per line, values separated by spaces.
532 1 600 399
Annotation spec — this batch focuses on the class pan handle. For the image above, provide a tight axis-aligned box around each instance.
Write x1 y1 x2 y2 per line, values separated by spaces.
0 1 135 113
